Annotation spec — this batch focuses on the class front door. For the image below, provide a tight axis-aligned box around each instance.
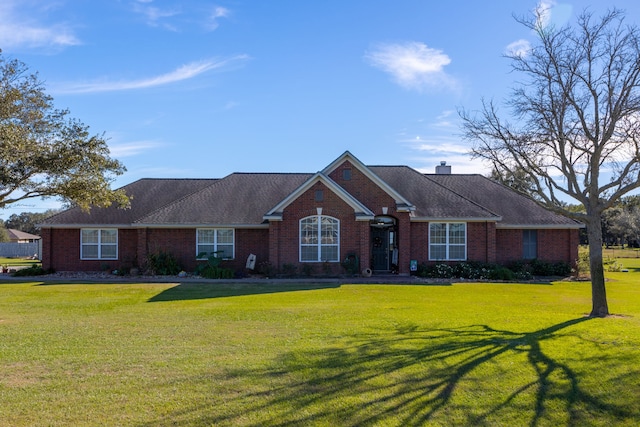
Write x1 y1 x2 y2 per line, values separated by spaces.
371 228 389 271
371 216 398 273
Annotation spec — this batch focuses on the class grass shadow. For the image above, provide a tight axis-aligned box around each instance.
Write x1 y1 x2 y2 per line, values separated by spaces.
140 317 639 426
147 282 342 302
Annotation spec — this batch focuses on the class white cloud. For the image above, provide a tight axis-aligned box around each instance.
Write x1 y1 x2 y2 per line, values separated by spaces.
365 41 459 92
109 140 165 158
206 6 230 31
54 55 250 94
505 39 531 57
0 1 81 50
131 1 230 32
534 1 574 31
132 1 181 30
407 137 487 175
535 0 556 30
408 137 469 155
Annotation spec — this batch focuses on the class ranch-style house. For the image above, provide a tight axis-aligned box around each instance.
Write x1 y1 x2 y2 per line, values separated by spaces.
40 151 581 276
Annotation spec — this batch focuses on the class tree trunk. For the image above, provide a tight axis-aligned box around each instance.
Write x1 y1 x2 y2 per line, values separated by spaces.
587 220 610 317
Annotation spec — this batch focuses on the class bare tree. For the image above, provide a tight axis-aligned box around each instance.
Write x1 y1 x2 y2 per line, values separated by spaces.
460 8 640 317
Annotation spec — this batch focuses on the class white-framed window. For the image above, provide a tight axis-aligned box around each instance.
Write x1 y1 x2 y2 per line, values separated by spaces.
429 222 466 261
300 215 340 262
196 228 235 259
523 229 538 259
81 228 118 260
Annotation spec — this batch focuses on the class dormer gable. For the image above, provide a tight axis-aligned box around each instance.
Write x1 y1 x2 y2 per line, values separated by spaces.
322 151 416 213
263 172 375 221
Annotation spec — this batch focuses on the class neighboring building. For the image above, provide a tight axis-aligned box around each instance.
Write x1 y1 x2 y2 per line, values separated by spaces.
39 151 582 275
7 229 41 243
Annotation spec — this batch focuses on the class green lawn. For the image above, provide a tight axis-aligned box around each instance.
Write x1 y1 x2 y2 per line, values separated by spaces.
0 257 40 268
1 266 640 426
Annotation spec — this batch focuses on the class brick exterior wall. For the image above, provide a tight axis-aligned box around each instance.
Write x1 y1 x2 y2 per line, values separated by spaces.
275 180 364 276
43 222 578 274
496 228 579 266
42 227 269 274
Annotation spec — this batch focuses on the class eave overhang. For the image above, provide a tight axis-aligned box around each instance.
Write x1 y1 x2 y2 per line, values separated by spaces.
410 216 502 222
496 223 584 229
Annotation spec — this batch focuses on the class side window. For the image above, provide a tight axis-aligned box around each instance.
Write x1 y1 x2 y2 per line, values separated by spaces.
429 223 466 261
196 228 235 259
81 229 118 260
523 229 538 259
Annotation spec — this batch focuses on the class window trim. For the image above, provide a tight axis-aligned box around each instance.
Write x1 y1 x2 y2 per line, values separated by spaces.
196 228 235 260
80 228 118 260
299 215 340 262
429 222 467 261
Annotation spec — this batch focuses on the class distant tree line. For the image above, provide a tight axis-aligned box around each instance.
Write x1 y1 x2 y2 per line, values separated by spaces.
0 209 60 242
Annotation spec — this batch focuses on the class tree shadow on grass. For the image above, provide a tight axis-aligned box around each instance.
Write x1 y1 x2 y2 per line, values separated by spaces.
139 317 639 426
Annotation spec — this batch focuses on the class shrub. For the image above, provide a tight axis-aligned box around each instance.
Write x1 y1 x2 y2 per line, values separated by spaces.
341 254 359 275
196 264 234 279
453 261 494 280
257 261 275 277
574 250 590 276
488 267 515 281
302 264 315 277
194 252 234 279
146 251 181 275
322 261 334 276
281 263 297 277
12 265 48 277
606 260 624 272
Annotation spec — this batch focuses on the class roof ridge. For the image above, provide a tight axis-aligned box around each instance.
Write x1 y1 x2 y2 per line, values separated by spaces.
230 172 313 176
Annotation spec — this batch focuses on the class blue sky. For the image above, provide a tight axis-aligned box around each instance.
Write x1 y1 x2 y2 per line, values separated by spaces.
2 0 640 218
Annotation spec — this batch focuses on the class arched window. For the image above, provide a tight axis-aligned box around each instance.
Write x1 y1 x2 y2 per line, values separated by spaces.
300 215 340 262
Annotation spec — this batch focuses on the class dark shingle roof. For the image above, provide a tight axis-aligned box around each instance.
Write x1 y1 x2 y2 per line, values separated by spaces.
369 166 499 219
426 174 580 227
42 179 220 225
41 163 580 228
137 173 312 225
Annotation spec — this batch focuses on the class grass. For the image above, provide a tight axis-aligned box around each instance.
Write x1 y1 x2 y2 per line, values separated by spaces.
0 257 40 268
1 265 640 425
602 245 640 259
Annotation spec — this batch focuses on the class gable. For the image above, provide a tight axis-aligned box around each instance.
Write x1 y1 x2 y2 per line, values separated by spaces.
322 151 415 213
263 172 375 221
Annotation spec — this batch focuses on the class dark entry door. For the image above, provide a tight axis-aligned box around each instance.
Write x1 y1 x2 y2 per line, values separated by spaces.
371 228 389 271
